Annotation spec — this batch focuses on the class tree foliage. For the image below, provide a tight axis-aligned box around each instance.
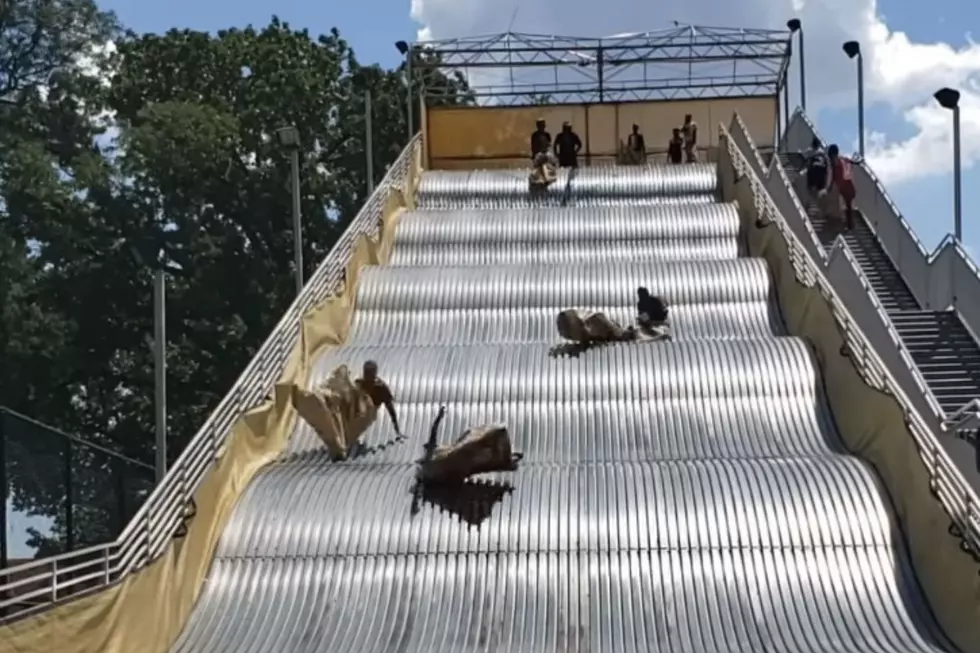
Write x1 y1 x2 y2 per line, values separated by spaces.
0 3 472 557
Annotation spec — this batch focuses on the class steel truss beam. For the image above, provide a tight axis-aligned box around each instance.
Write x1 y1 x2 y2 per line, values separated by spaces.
413 26 792 105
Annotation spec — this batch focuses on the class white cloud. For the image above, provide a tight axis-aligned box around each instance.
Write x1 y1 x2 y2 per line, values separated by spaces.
409 0 980 185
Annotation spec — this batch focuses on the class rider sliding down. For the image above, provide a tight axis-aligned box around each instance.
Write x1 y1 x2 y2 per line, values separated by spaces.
529 118 558 188
556 286 672 348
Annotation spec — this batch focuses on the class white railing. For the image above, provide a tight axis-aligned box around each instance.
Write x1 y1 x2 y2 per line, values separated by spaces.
783 109 980 424
0 135 423 623
722 119 980 561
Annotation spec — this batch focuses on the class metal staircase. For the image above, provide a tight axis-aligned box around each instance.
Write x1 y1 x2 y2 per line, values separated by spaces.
779 152 980 418
891 311 980 415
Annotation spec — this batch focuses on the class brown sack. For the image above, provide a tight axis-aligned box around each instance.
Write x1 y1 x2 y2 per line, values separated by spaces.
557 308 589 342
584 311 629 341
529 153 558 187
290 365 378 459
420 425 522 484
557 309 631 343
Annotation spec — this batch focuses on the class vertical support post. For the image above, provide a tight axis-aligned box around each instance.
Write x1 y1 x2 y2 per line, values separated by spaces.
0 410 7 568
597 45 605 103
856 53 865 157
290 148 303 296
798 28 807 111
114 456 128 536
405 45 414 140
63 438 74 553
782 78 790 141
366 90 375 195
953 104 963 241
933 88 963 243
153 266 167 485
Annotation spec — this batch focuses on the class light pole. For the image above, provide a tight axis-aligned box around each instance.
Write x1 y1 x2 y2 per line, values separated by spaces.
365 90 375 195
842 40 865 157
934 87 963 241
787 19 806 111
129 241 180 485
276 125 303 297
395 40 412 141
152 260 167 484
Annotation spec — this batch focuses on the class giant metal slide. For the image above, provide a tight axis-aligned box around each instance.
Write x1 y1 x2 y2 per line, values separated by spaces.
166 164 961 652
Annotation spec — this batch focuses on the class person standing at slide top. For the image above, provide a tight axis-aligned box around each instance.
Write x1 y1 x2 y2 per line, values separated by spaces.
681 114 698 163
553 122 582 168
667 128 684 164
626 124 647 164
530 118 551 161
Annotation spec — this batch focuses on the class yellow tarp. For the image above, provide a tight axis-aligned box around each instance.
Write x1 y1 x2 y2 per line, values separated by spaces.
719 141 980 653
0 151 421 653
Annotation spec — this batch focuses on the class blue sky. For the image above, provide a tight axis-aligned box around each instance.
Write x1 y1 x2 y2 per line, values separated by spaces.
104 0 416 70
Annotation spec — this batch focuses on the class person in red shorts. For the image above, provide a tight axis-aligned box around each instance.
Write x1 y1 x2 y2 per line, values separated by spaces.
824 144 857 231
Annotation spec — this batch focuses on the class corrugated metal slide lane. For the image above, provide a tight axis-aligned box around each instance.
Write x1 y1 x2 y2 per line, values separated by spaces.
169 165 960 652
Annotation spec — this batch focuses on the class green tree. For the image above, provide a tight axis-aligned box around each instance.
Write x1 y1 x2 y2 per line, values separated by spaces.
2 12 474 558
1 0 129 558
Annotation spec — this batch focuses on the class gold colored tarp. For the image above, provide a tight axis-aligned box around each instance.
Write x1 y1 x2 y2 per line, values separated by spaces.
425 96 776 170
0 151 422 653
719 139 980 653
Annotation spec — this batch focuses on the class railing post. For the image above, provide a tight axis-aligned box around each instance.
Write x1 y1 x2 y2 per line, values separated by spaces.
64 438 74 554
114 456 128 536
0 409 8 569
143 502 152 567
50 559 58 603
210 424 219 462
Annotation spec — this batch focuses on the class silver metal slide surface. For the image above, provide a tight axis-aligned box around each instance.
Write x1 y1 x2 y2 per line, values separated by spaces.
170 165 957 652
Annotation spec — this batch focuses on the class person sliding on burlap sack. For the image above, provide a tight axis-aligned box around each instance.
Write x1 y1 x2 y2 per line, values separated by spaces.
636 286 672 340
556 308 636 347
528 118 558 189
554 287 672 349
291 360 402 461
417 406 523 485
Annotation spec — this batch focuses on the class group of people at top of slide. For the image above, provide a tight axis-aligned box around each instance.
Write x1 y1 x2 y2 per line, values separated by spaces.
527 115 699 185
290 286 672 485
624 115 700 165
800 136 859 232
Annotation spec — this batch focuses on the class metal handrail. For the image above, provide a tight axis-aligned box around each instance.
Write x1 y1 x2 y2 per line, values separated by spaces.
722 122 980 556
0 135 423 623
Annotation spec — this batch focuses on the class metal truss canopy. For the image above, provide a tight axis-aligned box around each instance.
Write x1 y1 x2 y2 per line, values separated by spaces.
414 26 791 105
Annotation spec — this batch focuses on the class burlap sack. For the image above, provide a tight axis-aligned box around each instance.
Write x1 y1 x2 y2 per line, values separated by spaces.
419 425 522 484
290 365 378 459
529 152 558 187
557 309 630 343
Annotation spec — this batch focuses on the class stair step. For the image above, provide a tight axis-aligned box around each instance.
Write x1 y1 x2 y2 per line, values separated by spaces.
898 329 976 339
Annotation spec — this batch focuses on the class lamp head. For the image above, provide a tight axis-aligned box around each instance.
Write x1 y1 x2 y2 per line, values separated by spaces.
842 41 860 59
934 87 961 110
786 19 801 32
395 40 410 55
276 125 300 148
